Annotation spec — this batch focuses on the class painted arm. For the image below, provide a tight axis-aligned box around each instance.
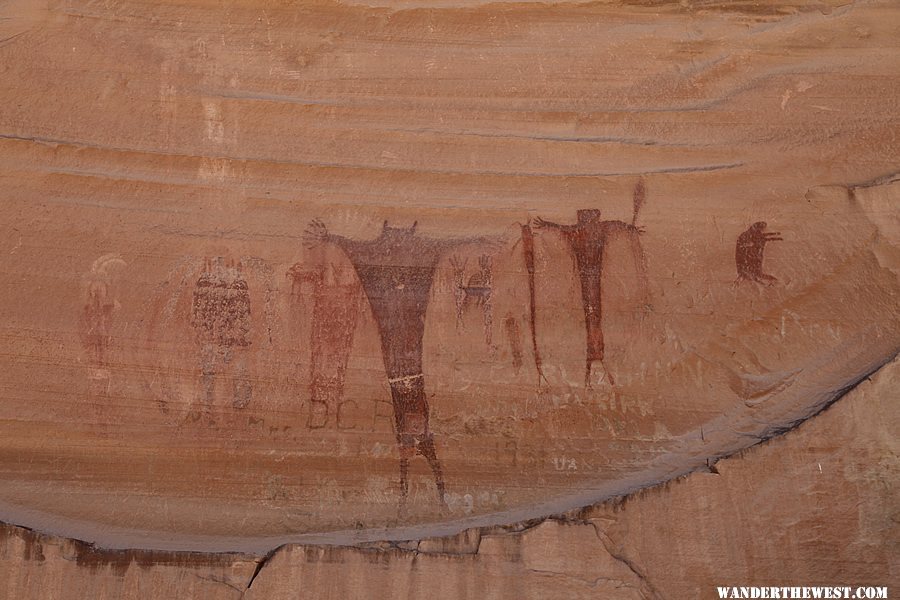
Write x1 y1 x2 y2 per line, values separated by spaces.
603 220 651 307
532 216 576 235
303 218 365 257
603 220 645 235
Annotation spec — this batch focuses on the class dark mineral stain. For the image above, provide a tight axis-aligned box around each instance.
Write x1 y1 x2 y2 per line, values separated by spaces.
0 524 245 576
0 524 45 562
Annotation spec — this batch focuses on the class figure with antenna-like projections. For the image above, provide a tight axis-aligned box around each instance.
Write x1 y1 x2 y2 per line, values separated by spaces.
303 218 496 510
531 180 649 388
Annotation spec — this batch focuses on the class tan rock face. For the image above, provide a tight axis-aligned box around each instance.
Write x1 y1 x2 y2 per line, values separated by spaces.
2 356 896 598
0 0 898 567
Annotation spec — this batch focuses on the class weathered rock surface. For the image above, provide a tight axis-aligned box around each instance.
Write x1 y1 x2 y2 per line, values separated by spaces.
0 0 898 595
2 356 897 598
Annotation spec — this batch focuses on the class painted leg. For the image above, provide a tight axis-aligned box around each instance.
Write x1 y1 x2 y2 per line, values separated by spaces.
231 352 252 409
482 296 493 348
586 359 616 389
603 360 616 386
196 344 217 424
419 435 448 508
398 454 410 514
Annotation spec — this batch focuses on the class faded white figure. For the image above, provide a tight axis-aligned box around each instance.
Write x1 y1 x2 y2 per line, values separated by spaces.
80 254 127 394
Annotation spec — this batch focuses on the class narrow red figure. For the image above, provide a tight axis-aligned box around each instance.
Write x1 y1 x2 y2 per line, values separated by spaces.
287 261 362 430
533 181 648 387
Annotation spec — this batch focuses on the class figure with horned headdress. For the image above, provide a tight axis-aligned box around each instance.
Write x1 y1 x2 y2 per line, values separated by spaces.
528 180 649 387
303 218 496 510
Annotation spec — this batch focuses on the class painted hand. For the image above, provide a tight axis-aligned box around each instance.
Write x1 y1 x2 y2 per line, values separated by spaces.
303 219 329 248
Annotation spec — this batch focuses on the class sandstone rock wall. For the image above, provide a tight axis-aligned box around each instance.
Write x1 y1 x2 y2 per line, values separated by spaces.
0 0 898 597
1 357 896 598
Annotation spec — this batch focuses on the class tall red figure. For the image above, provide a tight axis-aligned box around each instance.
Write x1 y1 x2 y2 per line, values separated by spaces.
533 182 648 387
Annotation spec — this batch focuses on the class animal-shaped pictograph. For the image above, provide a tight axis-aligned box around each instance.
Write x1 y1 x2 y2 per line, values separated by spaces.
303 218 495 509
735 221 783 284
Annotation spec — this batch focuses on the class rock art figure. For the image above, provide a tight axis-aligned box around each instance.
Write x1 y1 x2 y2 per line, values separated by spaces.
503 313 524 375
532 180 648 387
304 218 494 508
189 257 253 419
80 254 127 392
450 254 493 348
287 261 362 430
517 221 549 386
134 254 279 422
735 221 783 284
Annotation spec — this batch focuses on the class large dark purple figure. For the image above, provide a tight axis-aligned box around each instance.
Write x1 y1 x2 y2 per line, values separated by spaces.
304 219 491 508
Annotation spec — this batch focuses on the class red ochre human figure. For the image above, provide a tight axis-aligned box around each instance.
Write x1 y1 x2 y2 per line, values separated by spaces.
287 260 362 431
82 281 117 369
449 254 493 349
503 313 524 375
517 221 549 386
303 218 493 509
735 221 782 284
533 207 646 388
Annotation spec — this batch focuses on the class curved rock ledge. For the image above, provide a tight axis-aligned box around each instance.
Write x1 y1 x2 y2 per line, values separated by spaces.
1 0 898 594
2 354 897 598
